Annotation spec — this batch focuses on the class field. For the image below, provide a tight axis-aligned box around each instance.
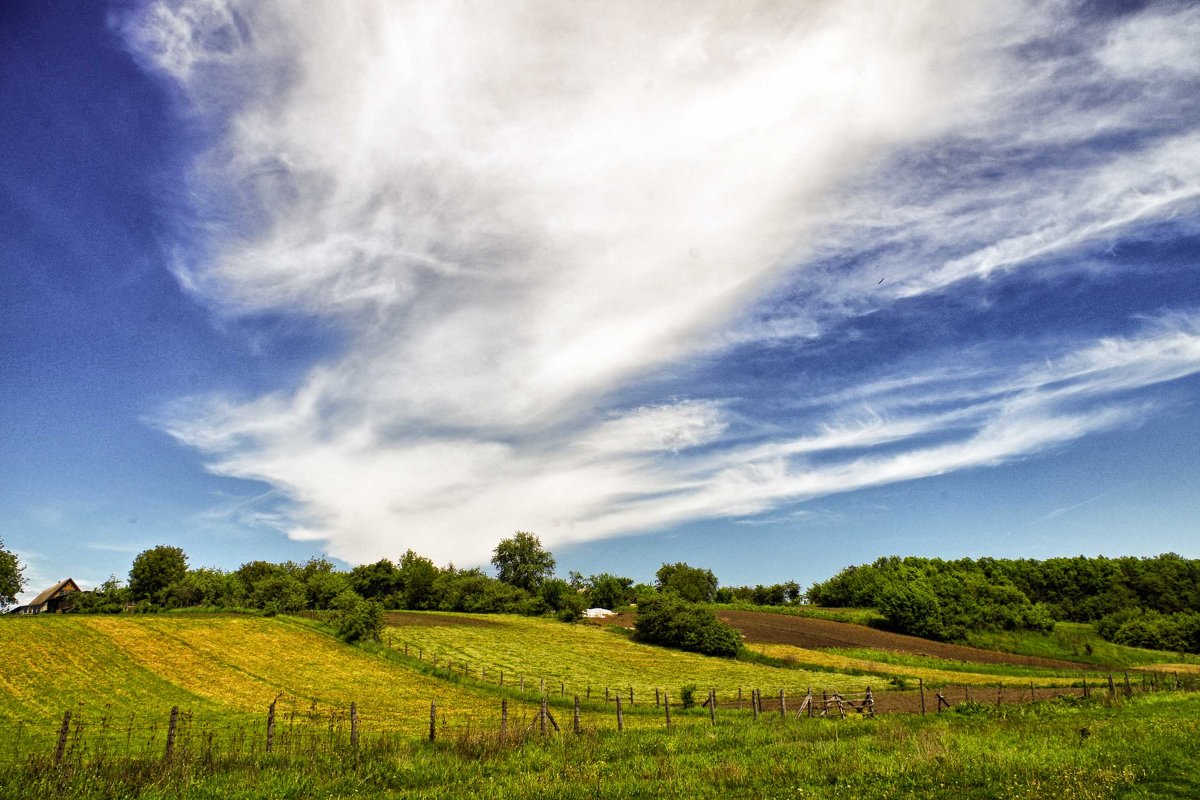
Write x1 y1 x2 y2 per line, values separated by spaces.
2 610 1199 798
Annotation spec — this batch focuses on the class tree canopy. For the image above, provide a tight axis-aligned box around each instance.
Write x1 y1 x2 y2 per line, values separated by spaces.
128 545 188 603
491 531 556 593
655 562 718 603
0 538 25 609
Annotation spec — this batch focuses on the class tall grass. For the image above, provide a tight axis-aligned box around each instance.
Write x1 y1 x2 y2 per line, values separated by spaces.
2 693 1196 799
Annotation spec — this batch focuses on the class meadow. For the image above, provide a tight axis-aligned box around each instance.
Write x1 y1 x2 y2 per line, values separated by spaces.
2 610 1198 798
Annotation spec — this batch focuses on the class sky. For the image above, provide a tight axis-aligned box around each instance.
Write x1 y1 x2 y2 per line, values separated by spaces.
2 0 1198 602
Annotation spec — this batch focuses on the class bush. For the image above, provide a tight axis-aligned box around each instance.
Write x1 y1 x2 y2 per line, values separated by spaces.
332 590 383 643
633 595 741 657
680 684 698 709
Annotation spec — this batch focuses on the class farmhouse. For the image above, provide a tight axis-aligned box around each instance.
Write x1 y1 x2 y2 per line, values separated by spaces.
10 578 80 614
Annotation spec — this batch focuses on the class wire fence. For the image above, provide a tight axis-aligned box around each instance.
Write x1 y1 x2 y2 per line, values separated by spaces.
2 668 1193 769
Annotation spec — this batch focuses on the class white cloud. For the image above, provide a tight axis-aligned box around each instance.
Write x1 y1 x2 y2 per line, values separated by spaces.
132 2 1200 566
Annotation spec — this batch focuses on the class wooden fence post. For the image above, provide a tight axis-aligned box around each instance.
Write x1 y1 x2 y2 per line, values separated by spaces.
605 686 610 702
166 705 179 760
561 681 565 698
807 687 814 719
429 701 436 741
737 687 743 710
520 675 525 693
1123 672 1132 697
1107 674 1115 695
919 678 926 715
266 697 277 753
752 689 759 721
996 683 1002 708
664 692 672 730
779 689 786 718
629 686 634 707
656 688 660 708
616 695 624 732
573 695 581 735
1082 675 1089 698
55 710 71 765
350 702 359 751
709 689 716 726
500 670 504 687
539 698 547 735
1029 681 1035 702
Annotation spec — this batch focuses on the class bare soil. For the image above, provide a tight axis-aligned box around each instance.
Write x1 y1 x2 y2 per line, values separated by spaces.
715 610 1086 670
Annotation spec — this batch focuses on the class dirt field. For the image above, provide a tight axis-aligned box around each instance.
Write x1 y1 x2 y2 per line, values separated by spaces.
716 610 1086 669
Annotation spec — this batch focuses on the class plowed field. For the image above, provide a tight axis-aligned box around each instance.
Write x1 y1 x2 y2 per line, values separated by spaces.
716 610 1086 669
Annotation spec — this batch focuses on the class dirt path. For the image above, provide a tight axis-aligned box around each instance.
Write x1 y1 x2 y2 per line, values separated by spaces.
716 610 1087 670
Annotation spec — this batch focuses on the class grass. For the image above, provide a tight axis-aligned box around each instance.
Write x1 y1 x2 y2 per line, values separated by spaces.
384 611 871 699
712 603 886 626
744 644 1087 688
3 692 1197 798
0 614 540 741
965 623 1200 669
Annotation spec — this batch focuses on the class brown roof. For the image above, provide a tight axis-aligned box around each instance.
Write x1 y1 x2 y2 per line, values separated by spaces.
27 578 80 607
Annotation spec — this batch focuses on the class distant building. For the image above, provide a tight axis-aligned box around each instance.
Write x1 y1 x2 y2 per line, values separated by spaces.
10 578 80 614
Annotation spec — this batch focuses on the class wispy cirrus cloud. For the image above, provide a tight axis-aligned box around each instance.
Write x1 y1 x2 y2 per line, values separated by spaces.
130 1 1200 566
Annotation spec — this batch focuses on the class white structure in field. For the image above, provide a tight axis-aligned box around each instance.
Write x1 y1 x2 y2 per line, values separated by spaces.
583 608 615 619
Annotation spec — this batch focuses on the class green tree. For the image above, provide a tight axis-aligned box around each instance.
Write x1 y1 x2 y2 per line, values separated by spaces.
491 531 556 593
0 538 25 610
586 573 635 610
655 562 718 603
398 550 440 610
129 545 188 603
332 589 384 643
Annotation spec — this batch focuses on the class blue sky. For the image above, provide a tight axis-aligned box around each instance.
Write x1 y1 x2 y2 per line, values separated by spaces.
3 1 1198 601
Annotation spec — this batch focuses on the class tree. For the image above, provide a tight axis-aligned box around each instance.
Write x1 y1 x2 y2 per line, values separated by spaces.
491 531 556 593
587 573 635 610
129 545 188 603
398 550 440 610
0 538 26 610
655 562 718 603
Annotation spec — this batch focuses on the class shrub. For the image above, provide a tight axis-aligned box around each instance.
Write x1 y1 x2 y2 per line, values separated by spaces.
633 595 741 657
332 590 383 643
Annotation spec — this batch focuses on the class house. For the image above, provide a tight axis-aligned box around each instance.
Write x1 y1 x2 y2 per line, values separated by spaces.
10 578 80 614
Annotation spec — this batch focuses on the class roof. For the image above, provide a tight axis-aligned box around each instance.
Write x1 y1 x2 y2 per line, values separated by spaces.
27 578 80 607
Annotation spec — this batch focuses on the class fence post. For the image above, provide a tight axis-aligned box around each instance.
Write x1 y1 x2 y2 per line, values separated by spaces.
540 678 545 695
1123 672 1132 697
807 687 814 719
605 686 610 702
500 670 504 687
166 705 179 760
919 678 926 715
266 697 277 753
350 702 359 751
737 687 742 710
616 695 624 732
55 710 72 765
779 689 786 718
561 681 565 698
656 688 661 708
540 698 547 735
629 686 634 707
752 689 759 721
501 698 508 739
1082 675 1089 698
664 692 672 730
573 695 581 735
996 683 1002 708
429 701 436 741
1029 681 1035 702
709 689 716 726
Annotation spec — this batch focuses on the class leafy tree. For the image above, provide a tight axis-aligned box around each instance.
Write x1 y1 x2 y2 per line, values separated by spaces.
633 594 740 657
0 538 25 610
69 575 130 614
398 550 440 610
655 562 718 603
129 545 188 603
167 567 240 608
252 573 307 615
491 531 556 593
586 573 635 610
349 559 403 601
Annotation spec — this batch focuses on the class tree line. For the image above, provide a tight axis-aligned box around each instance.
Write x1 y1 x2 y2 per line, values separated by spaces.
808 554 1200 653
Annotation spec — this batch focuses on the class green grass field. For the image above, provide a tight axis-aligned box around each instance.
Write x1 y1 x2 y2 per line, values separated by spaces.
3 611 1199 798
966 622 1200 669
384 611 871 698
